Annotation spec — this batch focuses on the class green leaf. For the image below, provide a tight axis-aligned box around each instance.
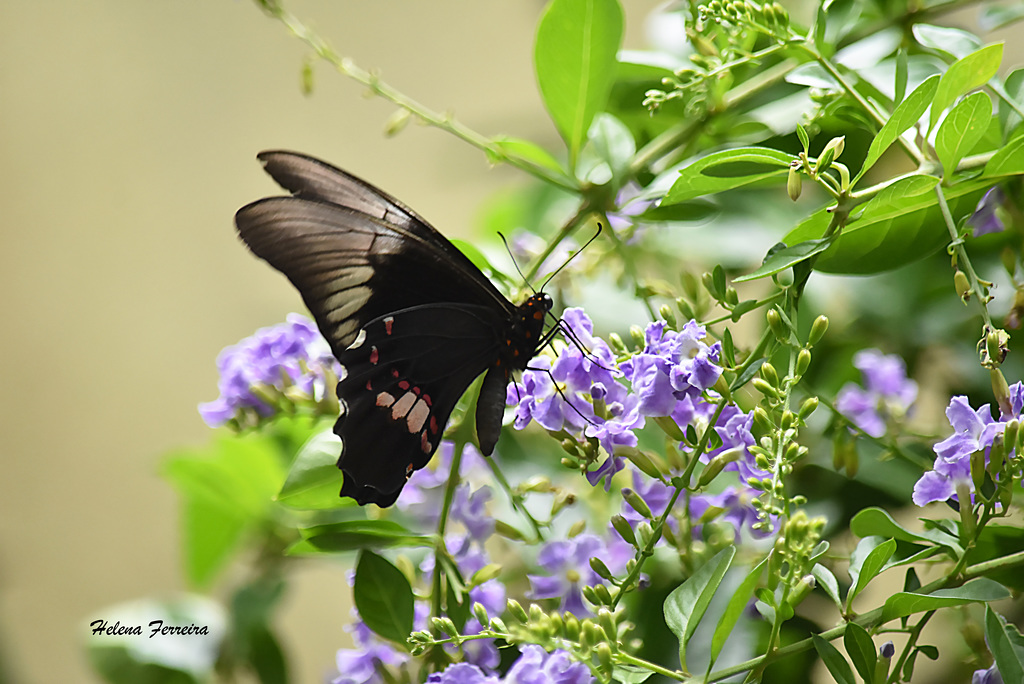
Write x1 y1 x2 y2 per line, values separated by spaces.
847 537 897 610
929 43 1003 133
231 579 289 684
964 525 1024 591
844 622 877 682
663 147 794 204
812 634 857 684
354 550 415 646
489 136 568 177
936 92 992 174
535 0 623 165
857 75 938 182
664 546 735 670
734 238 833 283
710 555 767 665
277 427 348 510
850 506 963 555
583 113 635 182
449 238 499 276
289 520 429 555
610 664 654 683
986 606 1024 683
984 134 1024 177
913 24 981 61
812 563 842 610
881 578 1011 622
163 435 285 586
980 4 1024 31
782 175 992 274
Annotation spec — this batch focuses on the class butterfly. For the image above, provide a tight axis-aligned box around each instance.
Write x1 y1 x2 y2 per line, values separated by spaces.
235 150 553 507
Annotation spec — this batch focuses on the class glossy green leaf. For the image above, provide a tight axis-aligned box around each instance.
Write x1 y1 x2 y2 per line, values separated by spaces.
984 134 1024 177
850 506 963 555
912 24 981 61
812 563 842 609
663 147 794 204
929 43 1003 132
848 537 897 610
812 634 856 684
857 75 938 182
610 665 654 683
844 622 877 682
986 606 1024 683
783 175 990 274
710 555 767 665
354 550 415 646
289 520 429 555
936 92 992 174
734 238 833 282
535 0 623 164
881 578 1011 622
277 428 348 510
664 546 735 670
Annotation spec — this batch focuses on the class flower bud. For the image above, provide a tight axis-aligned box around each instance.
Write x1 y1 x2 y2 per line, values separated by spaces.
470 564 502 587
798 396 818 421
472 602 490 627
564 613 580 640
753 406 773 434
752 378 781 399
767 308 788 343
611 515 638 546
624 446 665 480
551 489 576 516
598 607 617 641
590 557 614 581
593 584 613 606
808 315 829 345
384 108 412 137
787 574 816 608
1004 419 1019 458
659 304 677 328
431 616 456 637
622 488 653 519
507 599 529 623
954 270 972 302
607 332 627 353
796 348 812 377
595 642 614 670
991 368 1012 417
495 520 526 541
489 617 508 633
787 163 803 201
568 519 587 538
761 362 780 387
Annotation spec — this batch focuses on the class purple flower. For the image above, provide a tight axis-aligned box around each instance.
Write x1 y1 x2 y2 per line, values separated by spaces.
396 442 491 536
835 350 917 438
912 384 1024 506
199 314 339 427
969 187 1005 237
527 534 624 616
973 664 1004 684
503 645 593 684
427 646 592 684
703 405 765 483
331 620 406 684
689 486 769 538
426 663 499 684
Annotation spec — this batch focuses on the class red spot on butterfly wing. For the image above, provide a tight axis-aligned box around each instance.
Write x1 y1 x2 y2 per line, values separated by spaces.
384 317 394 336
399 380 410 390
420 431 431 454
369 346 379 365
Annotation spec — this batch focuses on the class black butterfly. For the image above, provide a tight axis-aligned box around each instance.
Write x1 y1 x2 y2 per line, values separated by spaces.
235 151 552 507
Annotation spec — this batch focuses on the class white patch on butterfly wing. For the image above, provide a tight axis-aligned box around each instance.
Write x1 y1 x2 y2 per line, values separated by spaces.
346 329 367 350
376 392 396 408
389 391 417 421
406 397 429 433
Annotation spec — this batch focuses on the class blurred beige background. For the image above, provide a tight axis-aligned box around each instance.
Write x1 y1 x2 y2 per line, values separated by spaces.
0 1 662 681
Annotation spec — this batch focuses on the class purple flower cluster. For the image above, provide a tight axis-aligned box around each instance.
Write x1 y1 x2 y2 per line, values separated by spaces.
913 383 1024 506
526 533 631 616
426 645 592 684
835 349 917 438
507 311 734 491
199 314 339 427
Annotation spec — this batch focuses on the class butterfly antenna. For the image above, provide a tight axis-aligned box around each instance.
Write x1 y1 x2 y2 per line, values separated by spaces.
539 222 603 292
497 231 537 294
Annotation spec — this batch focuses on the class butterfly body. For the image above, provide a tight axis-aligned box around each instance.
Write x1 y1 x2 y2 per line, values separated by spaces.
235 151 550 506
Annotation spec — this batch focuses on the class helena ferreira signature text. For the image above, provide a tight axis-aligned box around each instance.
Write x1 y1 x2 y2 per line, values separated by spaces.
90 619 211 638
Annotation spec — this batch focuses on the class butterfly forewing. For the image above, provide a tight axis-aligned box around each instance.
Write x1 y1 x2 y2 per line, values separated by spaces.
235 150 550 507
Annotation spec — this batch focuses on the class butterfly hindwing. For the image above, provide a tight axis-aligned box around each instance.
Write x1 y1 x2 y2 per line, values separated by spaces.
336 304 503 505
